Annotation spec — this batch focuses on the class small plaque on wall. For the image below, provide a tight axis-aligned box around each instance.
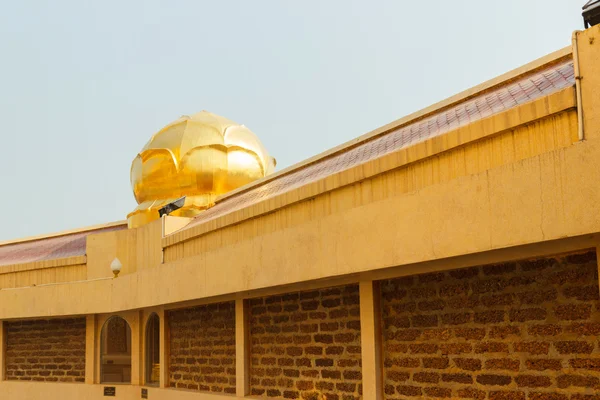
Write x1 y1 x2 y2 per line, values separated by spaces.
141 388 148 399
104 387 116 396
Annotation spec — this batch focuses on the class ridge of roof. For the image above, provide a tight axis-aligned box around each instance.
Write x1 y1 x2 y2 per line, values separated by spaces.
216 46 573 204
0 220 127 248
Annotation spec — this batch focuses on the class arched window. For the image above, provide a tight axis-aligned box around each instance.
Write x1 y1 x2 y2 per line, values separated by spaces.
145 313 160 386
100 316 132 384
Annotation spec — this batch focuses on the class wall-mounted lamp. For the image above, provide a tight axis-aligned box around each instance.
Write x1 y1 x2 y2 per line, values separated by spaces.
110 257 122 278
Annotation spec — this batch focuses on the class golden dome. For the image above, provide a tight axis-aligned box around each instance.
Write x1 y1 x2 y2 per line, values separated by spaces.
127 111 276 228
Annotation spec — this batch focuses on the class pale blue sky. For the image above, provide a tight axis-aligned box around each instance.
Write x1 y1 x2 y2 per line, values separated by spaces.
0 1 583 240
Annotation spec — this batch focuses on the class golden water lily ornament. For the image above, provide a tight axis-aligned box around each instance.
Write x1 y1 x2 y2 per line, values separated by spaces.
127 111 276 228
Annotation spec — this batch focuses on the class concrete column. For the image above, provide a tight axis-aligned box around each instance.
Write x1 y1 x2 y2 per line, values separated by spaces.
84 315 96 384
576 26 600 139
360 280 383 400
236 298 250 396
131 311 142 386
0 321 5 381
159 308 169 389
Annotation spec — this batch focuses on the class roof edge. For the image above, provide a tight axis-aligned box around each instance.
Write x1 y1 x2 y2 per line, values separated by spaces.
0 220 127 247
216 46 573 203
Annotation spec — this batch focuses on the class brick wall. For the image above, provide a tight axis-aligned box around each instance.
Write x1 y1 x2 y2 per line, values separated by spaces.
167 301 236 394
381 250 600 399
249 285 362 400
5 317 86 382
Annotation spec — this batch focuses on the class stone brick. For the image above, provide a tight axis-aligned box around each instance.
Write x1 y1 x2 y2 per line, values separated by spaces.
509 308 547 322
569 358 600 371
381 251 600 400
457 387 486 399
475 342 509 354
396 385 422 396
477 374 512 386
475 310 505 324
409 343 438 354
442 372 473 383
567 322 600 336
554 304 592 320
513 341 549 355
249 285 361 398
422 357 449 369
5 318 86 384
168 301 236 393
563 285 599 301
484 358 520 371
527 324 562 336
454 327 486 340
440 343 472 354
424 387 452 397
525 359 562 371
454 358 482 371
413 372 440 383
412 315 438 328
441 312 472 325
489 325 520 339
386 371 409 382
527 394 568 400
553 341 594 354
556 374 600 389
514 374 552 388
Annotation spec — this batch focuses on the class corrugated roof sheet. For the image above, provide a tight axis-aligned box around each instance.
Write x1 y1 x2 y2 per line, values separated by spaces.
0 225 126 267
179 59 575 233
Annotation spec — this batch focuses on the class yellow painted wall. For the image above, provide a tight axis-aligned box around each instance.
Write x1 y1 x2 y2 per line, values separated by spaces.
0 264 86 289
86 219 162 279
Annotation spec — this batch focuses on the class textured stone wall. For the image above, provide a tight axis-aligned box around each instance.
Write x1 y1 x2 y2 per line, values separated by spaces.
381 250 600 399
167 301 236 394
249 285 362 400
5 318 86 382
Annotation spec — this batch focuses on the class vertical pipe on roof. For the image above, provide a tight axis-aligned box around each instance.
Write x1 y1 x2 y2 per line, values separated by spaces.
572 30 585 141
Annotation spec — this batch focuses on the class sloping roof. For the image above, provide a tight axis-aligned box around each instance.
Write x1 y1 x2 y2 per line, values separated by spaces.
176 57 575 234
0 223 126 267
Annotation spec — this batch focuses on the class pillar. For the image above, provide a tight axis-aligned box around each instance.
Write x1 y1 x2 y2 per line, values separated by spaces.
0 321 5 381
360 280 383 400
85 315 96 384
236 298 250 396
131 311 142 386
576 25 600 139
159 308 169 389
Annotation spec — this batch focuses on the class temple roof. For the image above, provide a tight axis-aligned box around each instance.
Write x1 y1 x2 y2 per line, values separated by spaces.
0 223 126 267
173 54 575 235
